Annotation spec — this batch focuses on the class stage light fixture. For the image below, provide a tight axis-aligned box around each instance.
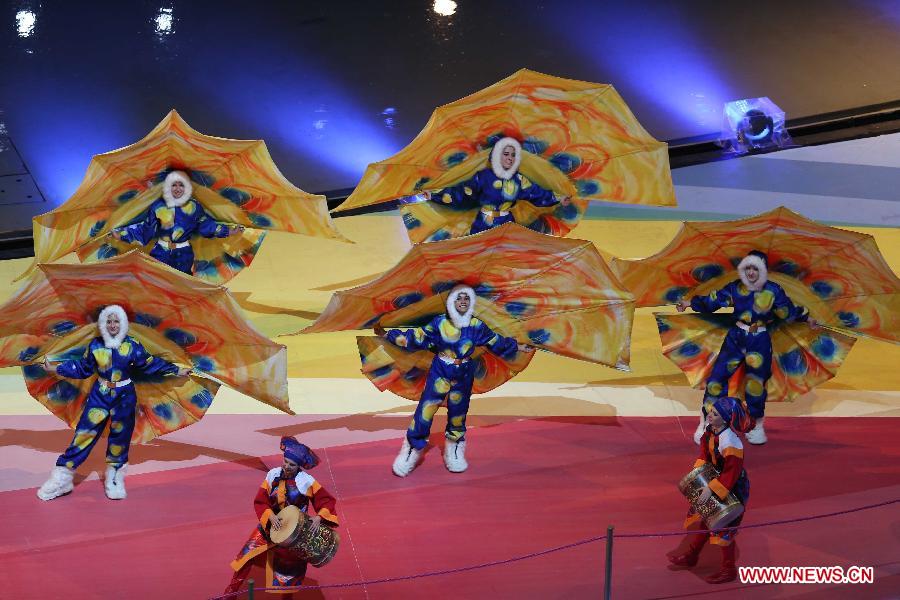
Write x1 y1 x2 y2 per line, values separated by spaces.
16 9 36 38
154 7 174 36
433 0 458 16
720 97 792 155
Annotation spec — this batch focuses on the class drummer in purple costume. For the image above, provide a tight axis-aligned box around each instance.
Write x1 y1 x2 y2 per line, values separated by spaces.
225 436 339 595
668 397 750 584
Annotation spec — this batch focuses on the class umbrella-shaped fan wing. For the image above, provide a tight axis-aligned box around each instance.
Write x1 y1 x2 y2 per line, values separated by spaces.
20 109 345 284
339 69 675 243
655 312 856 403
302 223 635 379
613 206 900 344
0 251 290 442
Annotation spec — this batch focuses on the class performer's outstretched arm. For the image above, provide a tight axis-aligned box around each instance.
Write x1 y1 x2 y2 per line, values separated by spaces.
114 208 160 246
428 173 484 208
688 282 736 313
380 319 439 352
471 319 521 360
772 286 810 323
196 204 241 238
130 340 188 377
48 344 99 379
517 174 563 207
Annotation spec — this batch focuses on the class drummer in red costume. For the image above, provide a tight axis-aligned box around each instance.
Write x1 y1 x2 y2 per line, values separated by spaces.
668 396 750 584
224 437 338 595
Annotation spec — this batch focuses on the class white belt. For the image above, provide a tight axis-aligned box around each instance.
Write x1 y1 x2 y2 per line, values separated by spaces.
480 207 510 218
156 239 191 250
438 355 469 365
99 378 132 388
735 321 766 333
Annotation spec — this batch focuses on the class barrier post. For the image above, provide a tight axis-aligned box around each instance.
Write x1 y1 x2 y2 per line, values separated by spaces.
604 525 614 600
247 578 255 600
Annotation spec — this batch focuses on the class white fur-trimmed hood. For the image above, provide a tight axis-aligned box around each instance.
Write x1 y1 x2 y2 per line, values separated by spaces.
98 305 129 349
162 170 193 208
490 137 522 180
446 285 476 329
737 253 768 291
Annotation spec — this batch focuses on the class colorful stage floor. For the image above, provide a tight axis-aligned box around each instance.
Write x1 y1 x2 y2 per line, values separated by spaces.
1 415 897 599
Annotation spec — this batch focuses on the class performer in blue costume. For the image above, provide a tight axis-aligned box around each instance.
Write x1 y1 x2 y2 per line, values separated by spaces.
677 251 817 445
423 137 571 235
111 170 243 274
375 285 533 476
36 305 190 501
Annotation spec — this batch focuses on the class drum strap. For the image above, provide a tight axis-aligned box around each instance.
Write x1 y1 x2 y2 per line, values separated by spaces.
276 480 287 508
707 436 729 472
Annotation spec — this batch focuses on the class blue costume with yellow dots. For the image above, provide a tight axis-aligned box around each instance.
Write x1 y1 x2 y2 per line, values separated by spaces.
434 167 560 234
117 197 232 274
432 169 559 234
691 278 808 418
54 336 179 470
431 138 560 235
384 313 519 450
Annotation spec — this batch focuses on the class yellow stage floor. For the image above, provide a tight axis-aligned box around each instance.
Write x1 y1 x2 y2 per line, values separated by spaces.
2 214 898 417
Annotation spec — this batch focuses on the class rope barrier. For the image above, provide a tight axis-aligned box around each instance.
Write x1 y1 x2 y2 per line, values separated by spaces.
614 497 899 538
212 534 606 598
210 497 897 598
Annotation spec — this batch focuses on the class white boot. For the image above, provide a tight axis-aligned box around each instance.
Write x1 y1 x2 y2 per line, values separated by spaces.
104 466 117 499
105 464 127 500
745 417 767 445
443 439 468 473
114 464 128 499
392 439 422 477
693 412 706 445
36 466 75 501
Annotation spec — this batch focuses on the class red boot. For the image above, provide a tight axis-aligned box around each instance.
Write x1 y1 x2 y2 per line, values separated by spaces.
667 532 708 569
705 542 738 584
223 564 251 595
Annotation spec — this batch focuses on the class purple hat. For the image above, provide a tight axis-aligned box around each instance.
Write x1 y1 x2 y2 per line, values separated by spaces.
280 436 320 470
713 397 751 433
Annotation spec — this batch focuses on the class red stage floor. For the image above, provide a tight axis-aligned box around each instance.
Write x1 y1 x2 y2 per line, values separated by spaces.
2 416 898 599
